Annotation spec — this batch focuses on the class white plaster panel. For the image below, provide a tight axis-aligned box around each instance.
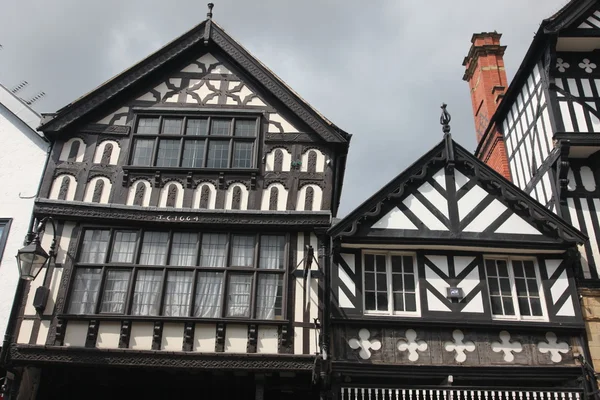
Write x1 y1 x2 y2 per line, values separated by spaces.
193 182 217 209
24 260 46 316
417 181 448 218
268 113 299 133
557 299 576 317
338 264 355 297
586 199 600 274
294 326 303 355
296 185 322 211
310 275 319 323
560 102 574 131
545 259 562 279
257 326 279 354
464 199 507 233
338 290 353 308
49 175 76 201
194 323 216 353
225 183 249 210
310 327 318 355
84 176 111 204
93 140 120 165
97 107 129 125
43 267 64 315
261 183 288 211
461 292 484 313
293 278 305 353
64 321 88 347
495 213 542 235
159 182 184 208
426 289 450 312
301 149 326 172
432 168 446 190
247 96 266 106
127 180 152 207
581 166 596 191
426 255 449 276
224 325 248 353
129 322 154 350
372 207 417 230
403 194 447 231
340 253 355 273
457 185 487 221
424 262 448 295
58 138 85 162
454 171 469 191
36 320 50 345
188 82 215 104
161 323 184 351
96 322 121 349
550 269 570 305
457 266 479 296
567 198 592 279
17 320 34 344
55 222 74 265
453 256 475 276
265 147 292 172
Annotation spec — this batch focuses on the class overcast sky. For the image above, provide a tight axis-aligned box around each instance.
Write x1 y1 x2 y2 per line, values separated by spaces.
0 0 568 216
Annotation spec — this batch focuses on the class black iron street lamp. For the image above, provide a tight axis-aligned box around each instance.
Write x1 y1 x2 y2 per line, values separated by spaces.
1 217 56 398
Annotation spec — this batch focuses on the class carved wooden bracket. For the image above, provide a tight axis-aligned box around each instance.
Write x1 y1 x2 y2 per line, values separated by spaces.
54 318 66 346
218 173 225 190
250 173 257 190
556 142 571 206
278 324 292 354
85 319 99 348
119 320 131 349
247 324 258 353
183 322 195 351
122 170 129 187
215 323 225 352
186 172 193 188
151 321 163 350
154 171 162 188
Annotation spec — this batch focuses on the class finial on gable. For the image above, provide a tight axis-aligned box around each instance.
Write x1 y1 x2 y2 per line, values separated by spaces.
440 103 455 169
440 103 451 135
207 3 214 19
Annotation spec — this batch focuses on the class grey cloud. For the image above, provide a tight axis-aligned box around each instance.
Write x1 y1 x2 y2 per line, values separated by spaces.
0 0 568 215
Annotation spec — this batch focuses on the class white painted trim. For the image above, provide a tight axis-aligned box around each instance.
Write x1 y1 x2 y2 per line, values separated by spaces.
265 147 292 172
83 176 112 204
261 183 288 211
300 148 326 173
93 140 120 165
225 183 249 210
159 181 184 208
192 182 217 209
58 138 85 162
126 180 152 207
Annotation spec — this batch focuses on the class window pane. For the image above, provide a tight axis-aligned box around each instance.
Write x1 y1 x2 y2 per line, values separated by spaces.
162 118 183 135
403 256 413 273
137 117 160 134
259 235 285 269
200 234 227 267
181 140 205 168
376 273 387 289
211 119 231 136
231 235 255 267
170 233 198 266
256 274 283 319
206 140 229 168
393 293 404 312
515 278 527 296
131 270 162 316
365 292 376 311
132 139 154 166
232 142 253 168
234 120 255 137
364 254 374 272
110 230 138 263
530 297 543 316
523 261 536 278
488 278 500 296
503 297 515 315
186 119 208 136
497 260 509 277
163 270 193 317
100 270 131 313
391 256 403 273
226 274 252 317
139 232 169 265
490 296 503 315
513 261 524 277
527 278 539 296
376 293 388 311
365 272 375 290
375 255 386 272
499 277 511 296
518 297 531 316
156 139 180 167
68 268 102 314
405 293 416 312
392 274 403 291
79 230 110 263
195 271 224 317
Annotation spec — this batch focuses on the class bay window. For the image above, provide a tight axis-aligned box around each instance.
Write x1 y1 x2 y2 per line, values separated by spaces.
130 115 258 169
67 229 286 320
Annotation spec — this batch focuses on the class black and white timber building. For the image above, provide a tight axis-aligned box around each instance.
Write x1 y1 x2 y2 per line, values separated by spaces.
4 7 350 400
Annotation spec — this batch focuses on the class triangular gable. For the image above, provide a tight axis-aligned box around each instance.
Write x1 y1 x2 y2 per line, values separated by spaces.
330 138 586 247
544 0 598 33
38 20 349 144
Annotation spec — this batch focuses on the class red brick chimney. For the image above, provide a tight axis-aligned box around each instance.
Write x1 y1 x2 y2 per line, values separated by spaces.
462 32 511 181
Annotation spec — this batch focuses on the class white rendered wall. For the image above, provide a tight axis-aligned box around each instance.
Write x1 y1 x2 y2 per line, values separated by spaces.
0 102 47 338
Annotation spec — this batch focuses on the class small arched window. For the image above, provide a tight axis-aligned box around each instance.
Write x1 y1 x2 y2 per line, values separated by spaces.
68 141 81 162
166 185 178 207
58 177 71 201
199 186 211 209
304 186 315 211
307 151 317 173
92 180 105 203
269 187 279 211
231 187 242 210
101 143 114 165
134 183 146 206
274 149 284 172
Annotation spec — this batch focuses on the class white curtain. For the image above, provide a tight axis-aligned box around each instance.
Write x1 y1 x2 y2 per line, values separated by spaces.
131 270 162 315
256 275 281 319
80 230 110 263
110 231 137 263
226 274 252 317
163 271 193 316
139 232 168 265
68 268 102 314
100 270 130 313
200 234 227 267
231 236 254 267
194 272 224 317
170 233 198 266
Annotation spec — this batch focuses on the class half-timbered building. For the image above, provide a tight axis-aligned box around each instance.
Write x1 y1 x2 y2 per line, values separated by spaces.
4 6 350 399
327 118 594 399
461 0 600 374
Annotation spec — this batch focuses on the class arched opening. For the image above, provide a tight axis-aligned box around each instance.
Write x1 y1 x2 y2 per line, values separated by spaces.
92 180 105 203
101 143 114 165
269 187 279 211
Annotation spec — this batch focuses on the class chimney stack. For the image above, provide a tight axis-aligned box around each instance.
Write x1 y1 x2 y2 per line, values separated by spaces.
462 32 511 181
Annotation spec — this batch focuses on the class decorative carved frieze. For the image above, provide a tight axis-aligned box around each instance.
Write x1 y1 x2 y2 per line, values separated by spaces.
55 318 66 346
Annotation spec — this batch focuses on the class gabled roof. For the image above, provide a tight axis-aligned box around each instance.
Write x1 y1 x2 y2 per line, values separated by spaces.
0 83 46 142
38 19 350 144
476 0 598 157
330 135 586 248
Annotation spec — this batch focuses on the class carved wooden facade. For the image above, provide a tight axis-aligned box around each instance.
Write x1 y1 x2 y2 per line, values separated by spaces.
10 15 349 400
327 136 592 399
